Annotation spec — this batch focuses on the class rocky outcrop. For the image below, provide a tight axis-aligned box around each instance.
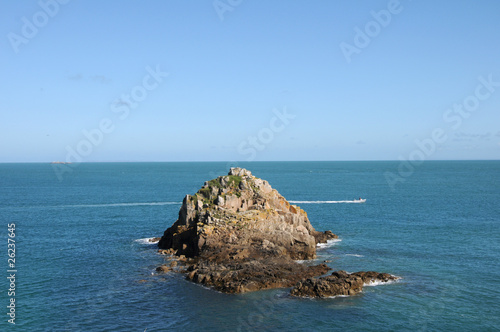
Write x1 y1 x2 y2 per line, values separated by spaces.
158 167 337 260
158 168 337 293
290 270 398 298
157 167 398 297
186 260 332 294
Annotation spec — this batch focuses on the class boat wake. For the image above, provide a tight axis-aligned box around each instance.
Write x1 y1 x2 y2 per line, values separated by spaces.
289 200 366 204
9 199 366 210
49 200 365 209
68 201 364 207
57 202 182 208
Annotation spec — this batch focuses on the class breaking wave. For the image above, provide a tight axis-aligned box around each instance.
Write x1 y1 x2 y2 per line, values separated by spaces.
364 277 401 287
134 237 159 245
317 238 342 248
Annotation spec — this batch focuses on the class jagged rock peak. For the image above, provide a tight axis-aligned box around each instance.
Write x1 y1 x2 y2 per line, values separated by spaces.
228 167 252 177
190 168 288 219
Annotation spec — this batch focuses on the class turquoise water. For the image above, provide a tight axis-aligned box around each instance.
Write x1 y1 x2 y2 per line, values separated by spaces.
1 161 499 331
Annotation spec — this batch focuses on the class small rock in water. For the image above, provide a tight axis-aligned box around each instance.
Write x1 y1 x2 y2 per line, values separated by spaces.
155 265 171 273
290 270 399 298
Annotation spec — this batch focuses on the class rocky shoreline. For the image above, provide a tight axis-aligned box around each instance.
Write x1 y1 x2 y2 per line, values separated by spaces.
156 168 397 297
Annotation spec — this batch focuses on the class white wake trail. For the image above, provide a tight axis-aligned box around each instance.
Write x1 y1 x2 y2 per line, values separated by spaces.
289 200 366 204
59 202 182 208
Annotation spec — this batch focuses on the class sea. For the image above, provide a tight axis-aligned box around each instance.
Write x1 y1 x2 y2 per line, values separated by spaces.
1 161 499 331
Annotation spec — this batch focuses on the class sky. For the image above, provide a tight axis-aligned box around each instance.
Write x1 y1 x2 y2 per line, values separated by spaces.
1 0 499 162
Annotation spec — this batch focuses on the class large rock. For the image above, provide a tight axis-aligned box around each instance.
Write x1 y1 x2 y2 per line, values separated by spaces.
158 168 337 293
290 270 398 298
159 167 337 260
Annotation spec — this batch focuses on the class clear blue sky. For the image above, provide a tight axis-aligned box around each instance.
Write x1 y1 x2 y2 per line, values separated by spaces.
1 0 499 162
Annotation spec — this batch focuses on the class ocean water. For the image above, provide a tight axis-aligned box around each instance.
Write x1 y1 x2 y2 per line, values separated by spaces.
1 161 499 331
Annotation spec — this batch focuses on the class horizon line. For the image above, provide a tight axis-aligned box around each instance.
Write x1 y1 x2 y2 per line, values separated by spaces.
1 159 499 164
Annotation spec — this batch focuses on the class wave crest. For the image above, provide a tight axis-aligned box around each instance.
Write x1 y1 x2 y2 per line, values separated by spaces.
317 238 342 248
134 237 159 245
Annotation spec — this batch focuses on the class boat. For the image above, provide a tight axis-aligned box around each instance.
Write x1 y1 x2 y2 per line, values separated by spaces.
354 198 366 203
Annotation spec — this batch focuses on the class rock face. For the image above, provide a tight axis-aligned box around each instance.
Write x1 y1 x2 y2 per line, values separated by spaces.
290 270 398 298
158 167 337 293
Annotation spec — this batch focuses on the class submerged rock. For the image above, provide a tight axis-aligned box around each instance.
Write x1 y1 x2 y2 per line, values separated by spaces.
290 270 398 298
158 167 337 293
155 265 171 273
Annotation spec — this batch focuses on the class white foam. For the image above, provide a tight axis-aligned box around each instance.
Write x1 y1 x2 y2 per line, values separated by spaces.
364 276 401 287
292 294 352 299
326 294 351 299
345 254 364 258
317 238 342 248
289 200 365 204
58 202 182 208
134 237 159 245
